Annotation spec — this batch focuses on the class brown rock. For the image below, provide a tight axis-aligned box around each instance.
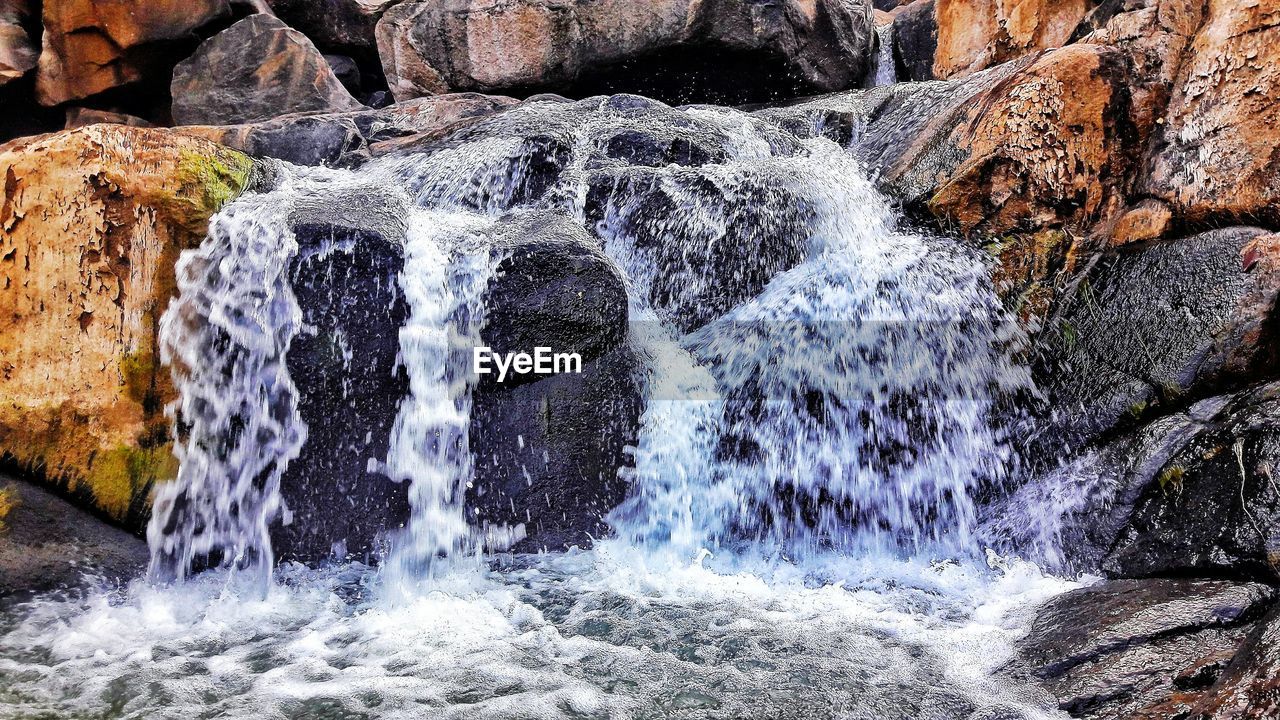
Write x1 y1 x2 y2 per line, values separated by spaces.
65 108 154 129
376 0 876 104
0 125 254 529
1187 603 1280 719
36 0 231 106
1110 199 1173 246
171 14 363 126
0 0 36 88
933 0 1094 79
1146 0 1280 227
922 45 1144 238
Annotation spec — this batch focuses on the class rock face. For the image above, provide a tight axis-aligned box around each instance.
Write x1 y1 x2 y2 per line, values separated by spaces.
0 1 37 88
1187 603 1280 719
176 93 517 167
171 15 364 126
933 0 1094 79
1145 0 1280 228
267 0 400 54
36 0 231 106
376 0 877 105
0 125 254 530
0 474 149 603
1043 228 1280 444
1013 578 1276 720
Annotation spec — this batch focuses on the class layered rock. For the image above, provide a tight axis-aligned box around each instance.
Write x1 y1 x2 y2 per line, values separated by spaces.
0 125 254 530
176 93 517 167
376 0 877 105
171 15 363 126
1013 578 1276 720
1145 0 1280 228
36 0 231 106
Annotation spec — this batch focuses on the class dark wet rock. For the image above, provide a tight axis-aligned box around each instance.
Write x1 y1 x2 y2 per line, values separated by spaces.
376 0 876 105
324 54 363 97
469 212 642 552
267 0 398 54
1102 383 1280 582
1042 228 1280 445
0 474 149 604
480 213 630 391
1183 602 1280 719
892 0 938 82
275 223 411 563
1012 578 1276 720
171 15 363 126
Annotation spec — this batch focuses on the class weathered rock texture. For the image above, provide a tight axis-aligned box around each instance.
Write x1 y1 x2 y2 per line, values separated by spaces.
267 0 400 53
1145 0 1280 228
0 0 36 88
1013 578 1277 720
37 0 231 106
933 0 1096 79
171 14 363 126
176 93 517 167
0 125 253 530
376 0 877 104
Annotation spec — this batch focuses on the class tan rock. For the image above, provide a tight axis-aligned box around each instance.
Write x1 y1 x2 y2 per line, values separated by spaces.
1110 199 1173 246
65 108 154 129
36 0 231 106
0 125 254 528
923 45 1143 238
933 0 1092 79
1145 0 1280 227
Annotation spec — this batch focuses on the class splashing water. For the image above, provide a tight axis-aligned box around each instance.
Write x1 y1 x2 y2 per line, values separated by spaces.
1 97 1073 719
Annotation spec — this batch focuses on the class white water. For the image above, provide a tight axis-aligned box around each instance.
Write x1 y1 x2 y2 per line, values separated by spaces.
1 98 1075 719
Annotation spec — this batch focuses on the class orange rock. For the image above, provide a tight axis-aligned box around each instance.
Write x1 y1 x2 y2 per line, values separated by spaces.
933 0 1091 79
1110 199 1174 246
1145 0 1280 227
35 0 230 106
0 125 253 528
924 45 1142 238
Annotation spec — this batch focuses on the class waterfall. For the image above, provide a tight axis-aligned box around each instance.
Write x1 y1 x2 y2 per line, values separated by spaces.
871 24 898 87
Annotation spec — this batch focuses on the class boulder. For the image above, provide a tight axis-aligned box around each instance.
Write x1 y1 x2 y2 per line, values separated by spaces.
891 0 937 82
1042 227 1280 444
1012 578 1277 720
1145 0 1280 228
1184 603 1280 719
175 93 517 167
36 0 231 106
376 0 877 105
932 0 1094 80
0 1 36 88
0 474 149 603
0 125 255 530
267 0 399 54
171 15 363 126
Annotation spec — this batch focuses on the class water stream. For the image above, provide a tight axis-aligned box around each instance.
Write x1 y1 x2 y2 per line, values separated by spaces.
0 98 1076 719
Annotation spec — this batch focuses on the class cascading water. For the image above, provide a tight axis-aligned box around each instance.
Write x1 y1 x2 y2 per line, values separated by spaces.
0 97 1077 720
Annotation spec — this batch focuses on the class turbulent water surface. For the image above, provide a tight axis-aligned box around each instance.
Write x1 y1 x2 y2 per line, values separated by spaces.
1 98 1079 719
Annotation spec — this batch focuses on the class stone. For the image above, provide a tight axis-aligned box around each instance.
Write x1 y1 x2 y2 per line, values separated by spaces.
36 0 231 105
64 108 153 129
175 93 518 168
0 474 149 604
1012 578 1276 720
1109 198 1173 246
267 0 400 53
376 0 877 105
171 15 363 126
1042 227 1280 444
932 0 1093 80
0 1 36 88
1185 603 1280 719
0 125 255 530
891 0 937 82
1145 0 1280 228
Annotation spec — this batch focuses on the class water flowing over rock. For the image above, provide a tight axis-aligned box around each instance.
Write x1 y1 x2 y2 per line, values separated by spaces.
376 0 878 105
0 125 254 530
171 15 364 126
